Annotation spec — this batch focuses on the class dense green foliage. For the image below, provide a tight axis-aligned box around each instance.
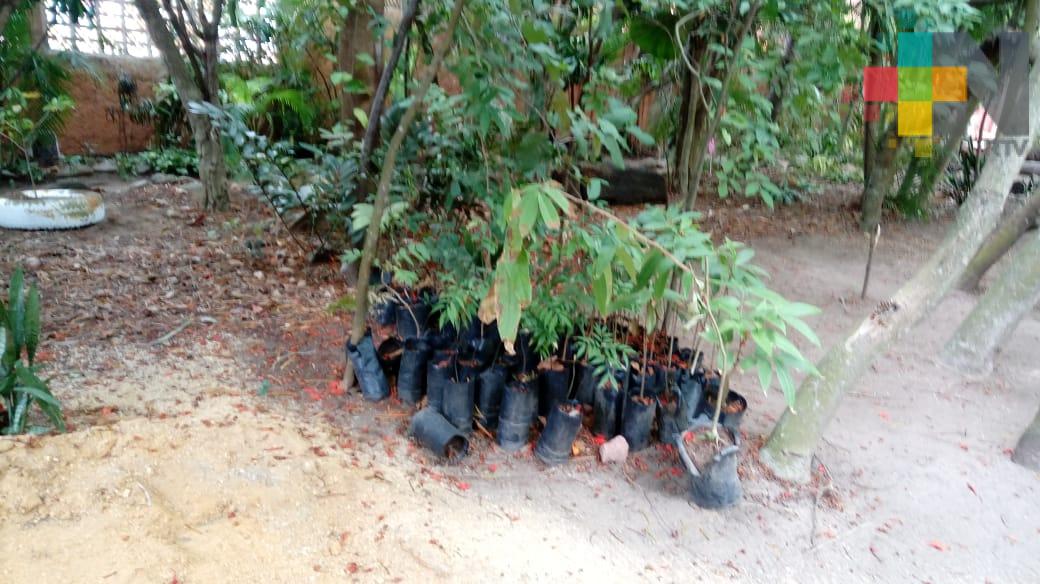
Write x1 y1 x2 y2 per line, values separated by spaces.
1 269 64 435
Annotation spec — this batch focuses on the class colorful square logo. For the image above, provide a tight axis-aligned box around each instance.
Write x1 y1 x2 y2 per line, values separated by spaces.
863 32 970 156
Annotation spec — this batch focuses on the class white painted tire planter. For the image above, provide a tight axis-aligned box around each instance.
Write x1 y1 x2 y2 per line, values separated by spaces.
0 189 106 230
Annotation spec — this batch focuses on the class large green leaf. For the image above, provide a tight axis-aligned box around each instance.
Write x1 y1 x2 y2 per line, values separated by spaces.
8 268 24 351
627 15 678 60
24 284 39 364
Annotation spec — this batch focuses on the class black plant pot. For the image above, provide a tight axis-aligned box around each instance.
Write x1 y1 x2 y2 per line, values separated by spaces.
398 338 431 405
376 337 403 377
538 365 571 418
698 386 749 431
442 374 477 434
498 378 538 451
622 395 656 452
427 321 458 351
592 381 624 438
426 354 455 412
674 423 742 509
476 365 507 431
657 392 684 440
346 333 390 402
410 408 469 463
455 358 484 383
535 401 583 466
574 362 597 406
374 300 398 326
396 299 432 339
514 332 539 374
675 370 704 432
462 318 501 367
629 364 663 399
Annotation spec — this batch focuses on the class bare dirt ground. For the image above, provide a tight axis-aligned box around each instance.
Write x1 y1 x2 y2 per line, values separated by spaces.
1 177 1038 583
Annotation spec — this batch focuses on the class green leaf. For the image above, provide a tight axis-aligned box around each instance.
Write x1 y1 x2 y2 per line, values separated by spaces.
588 178 604 201
636 250 664 289
13 384 60 408
787 317 821 347
540 184 570 216
776 366 796 407
537 192 561 229
783 302 821 318
627 125 655 146
756 359 772 394
518 193 540 237
9 267 24 350
24 284 39 364
353 107 369 129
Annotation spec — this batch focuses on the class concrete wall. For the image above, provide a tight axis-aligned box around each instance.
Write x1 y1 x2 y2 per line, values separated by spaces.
59 54 167 156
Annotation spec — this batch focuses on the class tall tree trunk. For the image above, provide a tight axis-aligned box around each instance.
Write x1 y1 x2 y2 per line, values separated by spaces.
862 14 881 188
958 190 1040 291
679 3 760 210
1012 407 1040 471
342 0 465 390
135 0 229 210
358 0 419 172
761 64 1040 482
337 0 382 133
859 120 900 232
943 229 1040 375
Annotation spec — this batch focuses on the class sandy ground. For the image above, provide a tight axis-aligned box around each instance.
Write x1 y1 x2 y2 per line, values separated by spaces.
1 180 1039 583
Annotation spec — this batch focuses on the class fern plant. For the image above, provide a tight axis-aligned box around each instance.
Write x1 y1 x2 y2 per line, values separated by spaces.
1 269 64 435
573 323 636 388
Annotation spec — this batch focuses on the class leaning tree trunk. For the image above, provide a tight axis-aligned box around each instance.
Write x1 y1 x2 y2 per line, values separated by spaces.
342 0 465 391
761 63 1040 482
135 0 229 210
958 190 1040 291
1012 407 1040 471
943 229 1040 375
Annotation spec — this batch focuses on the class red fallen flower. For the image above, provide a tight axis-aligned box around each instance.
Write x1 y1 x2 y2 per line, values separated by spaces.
302 386 322 401
456 481 471 491
593 434 607 446
327 380 345 396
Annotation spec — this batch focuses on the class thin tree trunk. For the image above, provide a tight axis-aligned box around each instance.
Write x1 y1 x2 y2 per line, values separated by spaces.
859 120 900 232
943 229 1040 375
863 14 881 188
342 0 465 390
959 190 1040 291
337 0 382 132
1012 406 1040 471
135 0 228 210
358 0 420 172
681 3 760 210
761 63 1040 482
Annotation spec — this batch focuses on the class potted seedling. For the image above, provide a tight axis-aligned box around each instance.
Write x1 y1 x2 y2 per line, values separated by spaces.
673 240 821 508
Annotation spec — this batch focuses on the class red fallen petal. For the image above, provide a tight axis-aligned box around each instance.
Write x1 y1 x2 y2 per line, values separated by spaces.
328 380 345 396
593 435 607 446
456 481 470 491
928 541 947 551
488 464 498 473
303 387 322 401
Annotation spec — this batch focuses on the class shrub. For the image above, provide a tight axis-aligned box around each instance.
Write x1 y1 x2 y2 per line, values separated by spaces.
1 268 64 435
